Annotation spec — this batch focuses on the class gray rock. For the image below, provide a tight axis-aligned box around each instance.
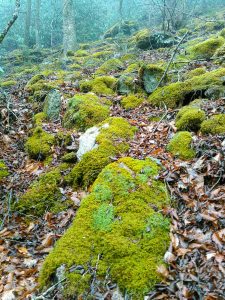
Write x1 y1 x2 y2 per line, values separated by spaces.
117 75 136 95
44 89 62 120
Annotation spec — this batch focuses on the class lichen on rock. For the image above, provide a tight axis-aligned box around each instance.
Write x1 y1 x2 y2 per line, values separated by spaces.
167 131 196 160
39 157 170 299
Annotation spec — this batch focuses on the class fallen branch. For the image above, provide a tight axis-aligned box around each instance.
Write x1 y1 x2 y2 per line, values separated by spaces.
154 31 189 91
0 0 21 44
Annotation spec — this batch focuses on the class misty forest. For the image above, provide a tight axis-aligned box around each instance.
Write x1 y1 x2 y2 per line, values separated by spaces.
0 0 225 299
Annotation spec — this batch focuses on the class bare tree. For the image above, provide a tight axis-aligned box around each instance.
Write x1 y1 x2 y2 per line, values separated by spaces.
63 0 77 55
24 0 32 46
0 0 21 44
35 0 41 48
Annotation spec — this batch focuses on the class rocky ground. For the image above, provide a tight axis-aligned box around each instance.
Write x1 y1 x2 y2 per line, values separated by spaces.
0 18 225 300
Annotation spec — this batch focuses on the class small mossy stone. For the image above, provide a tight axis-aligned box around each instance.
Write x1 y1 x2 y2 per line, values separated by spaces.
63 93 110 131
62 152 77 163
167 131 196 160
0 80 17 88
121 95 144 110
40 157 170 299
201 114 225 135
80 76 118 96
139 64 165 93
33 112 47 126
0 160 9 181
189 37 224 60
96 58 124 75
25 127 55 160
175 106 206 132
43 90 62 121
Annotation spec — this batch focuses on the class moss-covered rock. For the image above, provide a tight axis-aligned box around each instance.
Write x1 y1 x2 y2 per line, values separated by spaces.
91 50 113 59
185 67 207 80
63 93 110 131
121 94 144 110
175 105 206 131
131 29 151 50
16 165 72 216
33 112 47 126
148 68 225 108
0 160 9 181
189 37 224 60
117 75 136 95
40 157 170 299
201 114 225 135
74 49 89 57
0 80 17 88
167 131 196 160
43 89 62 121
68 117 136 188
80 76 118 96
96 58 124 75
104 21 138 38
139 64 165 93
25 127 55 160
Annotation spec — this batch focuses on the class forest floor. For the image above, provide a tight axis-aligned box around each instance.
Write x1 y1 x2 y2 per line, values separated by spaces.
0 35 225 299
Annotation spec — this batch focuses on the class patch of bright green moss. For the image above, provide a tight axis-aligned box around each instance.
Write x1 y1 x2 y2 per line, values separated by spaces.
185 67 207 80
63 93 110 131
39 157 170 299
148 68 225 108
96 58 124 75
131 28 151 50
0 160 9 181
80 76 118 96
201 114 225 135
68 117 136 188
75 50 89 57
33 112 47 126
0 80 17 87
167 131 196 160
121 95 144 110
91 50 113 59
175 106 206 131
189 37 224 60
26 74 44 86
16 165 72 216
25 127 55 160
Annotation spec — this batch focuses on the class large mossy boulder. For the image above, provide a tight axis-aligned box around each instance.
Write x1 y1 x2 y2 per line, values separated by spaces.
104 21 138 38
25 127 55 160
80 76 118 96
63 93 110 131
40 157 170 299
201 114 225 135
167 131 196 160
43 89 62 121
0 160 9 181
16 165 72 216
68 117 136 188
139 64 165 93
189 37 224 60
148 68 225 108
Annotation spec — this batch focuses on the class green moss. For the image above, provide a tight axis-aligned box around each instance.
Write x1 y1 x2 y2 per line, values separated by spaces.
189 37 224 60
131 28 151 49
121 95 144 110
167 131 196 160
120 53 136 62
26 79 55 94
26 74 44 86
25 127 55 160
123 62 140 74
33 112 47 126
175 106 206 131
63 93 110 131
0 80 17 87
16 166 72 216
66 50 74 57
96 58 124 75
40 157 170 299
185 67 207 80
62 152 77 163
68 117 136 188
148 68 225 108
75 49 89 57
201 114 225 135
0 160 9 181
139 64 165 93
80 76 118 96
91 50 113 59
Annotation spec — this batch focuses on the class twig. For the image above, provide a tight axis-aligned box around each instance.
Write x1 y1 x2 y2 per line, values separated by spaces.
154 31 189 91
31 278 66 300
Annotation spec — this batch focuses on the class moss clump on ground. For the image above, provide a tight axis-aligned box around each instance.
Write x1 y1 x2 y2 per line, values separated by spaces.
96 58 124 75
185 67 207 80
74 49 89 57
0 80 17 88
33 112 47 126
0 160 9 181
139 64 165 93
16 166 72 216
40 157 170 299
188 37 224 60
167 131 196 160
91 50 113 59
175 105 206 132
80 76 118 96
68 117 136 188
63 93 110 131
148 68 225 108
201 114 225 135
25 127 55 160
121 94 144 110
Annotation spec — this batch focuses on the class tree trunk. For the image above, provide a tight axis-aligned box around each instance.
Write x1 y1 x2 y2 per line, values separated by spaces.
63 0 77 55
0 0 20 44
24 0 32 47
35 0 41 48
